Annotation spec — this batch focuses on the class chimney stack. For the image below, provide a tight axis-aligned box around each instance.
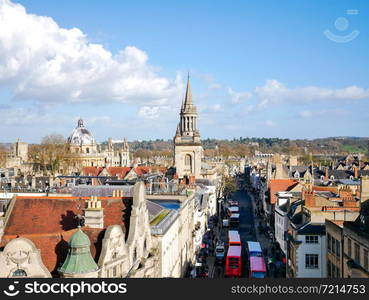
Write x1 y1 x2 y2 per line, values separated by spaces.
303 185 315 207
339 186 356 208
83 196 104 228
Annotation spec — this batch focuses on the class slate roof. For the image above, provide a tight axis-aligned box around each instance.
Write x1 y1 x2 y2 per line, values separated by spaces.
298 223 326 235
146 200 166 222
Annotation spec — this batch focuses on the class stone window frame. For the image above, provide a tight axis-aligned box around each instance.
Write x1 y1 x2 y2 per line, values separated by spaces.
354 243 360 264
305 254 319 269
305 235 319 244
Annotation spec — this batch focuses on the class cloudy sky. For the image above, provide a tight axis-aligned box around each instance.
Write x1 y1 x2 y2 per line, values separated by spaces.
0 0 368 143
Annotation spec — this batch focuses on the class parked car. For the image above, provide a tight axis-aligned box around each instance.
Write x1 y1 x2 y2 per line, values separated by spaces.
196 264 209 278
198 247 208 262
228 200 239 206
215 243 225 265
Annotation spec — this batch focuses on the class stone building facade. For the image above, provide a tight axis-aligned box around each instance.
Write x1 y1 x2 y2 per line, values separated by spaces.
67 118 130 169
0 182 156 278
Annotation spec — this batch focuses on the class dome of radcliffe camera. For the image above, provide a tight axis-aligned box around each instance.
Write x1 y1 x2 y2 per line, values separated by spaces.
67 118 96 145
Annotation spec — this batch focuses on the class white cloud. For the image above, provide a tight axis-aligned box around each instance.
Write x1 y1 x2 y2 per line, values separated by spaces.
138 106 160 119
85 116 112 125
254 79 369 107
0 106 66 126
298 109 347 119
0 0 182 105
228 87 252 103
196 72 221 90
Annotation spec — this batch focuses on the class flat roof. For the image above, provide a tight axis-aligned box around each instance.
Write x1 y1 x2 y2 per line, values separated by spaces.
250 256 266 272
228 231 241 243
227 245 242 257
247 241 262 253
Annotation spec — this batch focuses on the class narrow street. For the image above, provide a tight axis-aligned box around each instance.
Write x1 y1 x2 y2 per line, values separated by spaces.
231 187 257 277
208 176 284 278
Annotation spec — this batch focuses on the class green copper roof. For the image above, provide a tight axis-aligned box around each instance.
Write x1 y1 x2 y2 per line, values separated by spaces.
58 228 99 275
69 228 91 248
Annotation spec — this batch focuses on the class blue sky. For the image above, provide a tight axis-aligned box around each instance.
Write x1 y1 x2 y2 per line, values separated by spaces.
0 0 368 143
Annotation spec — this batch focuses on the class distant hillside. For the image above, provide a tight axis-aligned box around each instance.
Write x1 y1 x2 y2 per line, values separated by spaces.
124 136 369 158
2 137 367 160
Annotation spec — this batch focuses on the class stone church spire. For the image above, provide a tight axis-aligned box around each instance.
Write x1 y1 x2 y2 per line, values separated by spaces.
183 72 193 106
173 74 203 180
177 74 199 137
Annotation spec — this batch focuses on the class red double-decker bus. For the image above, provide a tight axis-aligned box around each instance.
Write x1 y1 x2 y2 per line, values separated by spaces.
225 246 242 277
249 256 267 278
228 230 241 247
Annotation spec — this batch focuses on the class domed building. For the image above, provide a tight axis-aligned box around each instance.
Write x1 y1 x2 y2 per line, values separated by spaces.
68 119 98 155
66 119 130 169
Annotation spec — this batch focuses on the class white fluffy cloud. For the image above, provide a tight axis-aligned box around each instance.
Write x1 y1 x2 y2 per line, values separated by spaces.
0 0 182 105
138 106 161 119
235 80 369 114
255 79 369 107
228 87 252 103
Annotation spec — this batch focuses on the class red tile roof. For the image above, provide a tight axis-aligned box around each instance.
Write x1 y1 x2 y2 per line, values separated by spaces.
107 167 131 179
1 196 130 273
134 166 152 176
269 179 300 204
82 167 103 176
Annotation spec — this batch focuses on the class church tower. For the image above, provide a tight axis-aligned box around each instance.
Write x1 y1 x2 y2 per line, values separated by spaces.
174 75 203 181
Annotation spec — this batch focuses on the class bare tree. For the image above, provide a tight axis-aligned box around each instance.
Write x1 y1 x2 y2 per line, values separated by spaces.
0 144 8 168
29 134 75 175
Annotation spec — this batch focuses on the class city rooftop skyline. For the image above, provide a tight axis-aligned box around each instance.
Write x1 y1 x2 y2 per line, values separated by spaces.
0 0 368 143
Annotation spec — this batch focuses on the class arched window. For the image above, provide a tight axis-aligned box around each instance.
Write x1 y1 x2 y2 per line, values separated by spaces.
12 269 27 277
185 154 192 168
86 147 90 154
144 239 148 253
